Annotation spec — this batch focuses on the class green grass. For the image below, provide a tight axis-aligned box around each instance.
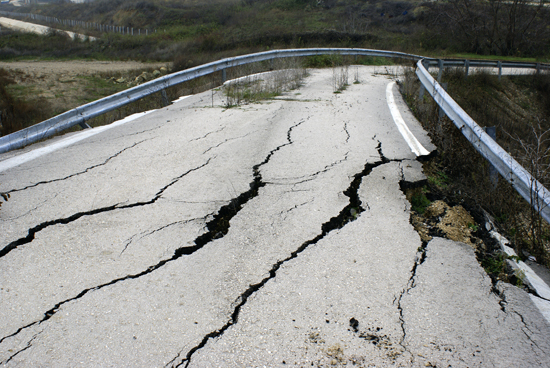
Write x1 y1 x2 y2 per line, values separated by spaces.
5 84 38 98
357 56 393 66
78 76 128 97
445 53 540 63
428 171 450 190
411 192 431 214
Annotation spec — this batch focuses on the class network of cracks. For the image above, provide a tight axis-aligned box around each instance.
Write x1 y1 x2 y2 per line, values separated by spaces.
0 118 526 367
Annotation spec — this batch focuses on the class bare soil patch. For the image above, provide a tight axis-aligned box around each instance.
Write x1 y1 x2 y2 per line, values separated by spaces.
0 60 169 76
0 60 170 119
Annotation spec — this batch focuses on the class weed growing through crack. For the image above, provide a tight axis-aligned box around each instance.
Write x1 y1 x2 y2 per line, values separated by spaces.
410 189 431 214
333 65 349 93
353 66 360 84
223 58 307 107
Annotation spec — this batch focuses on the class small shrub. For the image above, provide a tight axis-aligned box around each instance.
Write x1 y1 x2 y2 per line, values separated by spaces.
304 54 344 68
411 192 431 214
223 61 307 107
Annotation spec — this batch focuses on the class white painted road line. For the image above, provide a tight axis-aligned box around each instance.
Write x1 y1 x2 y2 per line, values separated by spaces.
0 110 155 173
386 81 430 157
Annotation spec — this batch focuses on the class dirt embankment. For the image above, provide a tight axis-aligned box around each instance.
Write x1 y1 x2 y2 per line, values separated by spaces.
0 60 169 76
0 60 171 129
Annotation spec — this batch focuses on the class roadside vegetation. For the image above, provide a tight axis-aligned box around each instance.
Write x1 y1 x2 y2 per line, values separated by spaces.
1 0 549 63
401 68 550 272
0 67 52 135
222 58 308 107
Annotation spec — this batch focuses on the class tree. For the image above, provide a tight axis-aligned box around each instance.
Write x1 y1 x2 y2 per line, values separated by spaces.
435 0 550 56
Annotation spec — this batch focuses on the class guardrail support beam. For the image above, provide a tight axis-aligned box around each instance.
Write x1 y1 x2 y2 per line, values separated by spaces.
79 122 92 129
465 60 470 78
161 89 170 107
437 59 444 83
498 61 502 81
221 69 227 84
484 126 499 188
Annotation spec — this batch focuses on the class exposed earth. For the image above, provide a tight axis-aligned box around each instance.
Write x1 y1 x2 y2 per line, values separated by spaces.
0 60 169 76
0 60 171 116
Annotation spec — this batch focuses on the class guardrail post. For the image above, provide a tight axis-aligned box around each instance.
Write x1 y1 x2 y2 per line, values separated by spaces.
161 89 170 107
418 84 425 100
79 122 91 129
536 63 541 75
484 126 498 188
437 59 444 83
464 60 470 78
221 69 226 83
438 82 448 123
497 61 502 81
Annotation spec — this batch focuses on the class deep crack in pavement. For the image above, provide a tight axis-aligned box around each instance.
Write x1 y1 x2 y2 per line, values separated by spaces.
0 118 306 349
392 164 430 360
0 159 214 344
169 142 391 368
0 159 212 259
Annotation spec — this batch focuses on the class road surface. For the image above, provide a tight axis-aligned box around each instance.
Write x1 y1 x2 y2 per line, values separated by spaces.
1 66 549 367
0 17 94 40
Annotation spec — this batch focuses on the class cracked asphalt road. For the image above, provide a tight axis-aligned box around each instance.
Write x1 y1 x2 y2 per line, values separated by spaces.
1 66 549 367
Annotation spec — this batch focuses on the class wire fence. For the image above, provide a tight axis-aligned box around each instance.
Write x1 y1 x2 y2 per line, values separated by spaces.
0 10 155 36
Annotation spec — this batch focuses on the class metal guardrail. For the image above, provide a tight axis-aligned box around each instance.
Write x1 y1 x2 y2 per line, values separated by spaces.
1 48 548 155
2 48 546 155
0 48 421 154
1 47 549 221
416 60 550 223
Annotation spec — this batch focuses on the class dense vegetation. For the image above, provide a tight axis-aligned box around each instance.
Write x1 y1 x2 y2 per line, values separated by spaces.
1 0 549 65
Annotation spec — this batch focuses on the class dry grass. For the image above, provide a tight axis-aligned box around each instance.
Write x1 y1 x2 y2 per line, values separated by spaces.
222 57 308 107
0 68 52 136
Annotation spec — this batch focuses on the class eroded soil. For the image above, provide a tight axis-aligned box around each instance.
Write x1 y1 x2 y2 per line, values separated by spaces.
0 60 170 115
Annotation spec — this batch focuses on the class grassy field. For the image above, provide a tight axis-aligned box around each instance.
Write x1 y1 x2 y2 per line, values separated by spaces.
1 0 548 64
